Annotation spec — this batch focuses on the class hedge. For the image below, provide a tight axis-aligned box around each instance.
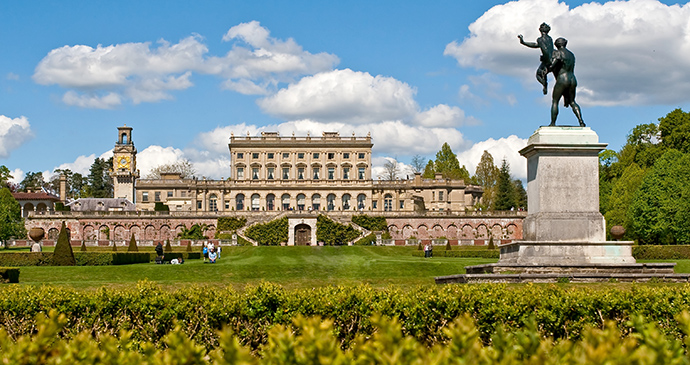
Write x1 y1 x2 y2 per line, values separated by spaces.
2 282 690 352
0 252 151 266
633 245 690 260
411 249 500 258
0 267 18 283
245 217 288 246
316 215 360 245
3 309 690 364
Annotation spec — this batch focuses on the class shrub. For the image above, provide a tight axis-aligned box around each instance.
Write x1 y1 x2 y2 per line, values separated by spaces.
165 239 173 252
411 250 499 258
0 267 19 283
178 224 208 239
316 215 360 245
80 241 87 252
217 217 247 235
488 236 495 249
633 245 690 260
354 233 376 246
154 202 170 211
128 233 138 252
52 221 75 266
352 215 388 232
186 241 192 252
112 241 118 252
445 240 452 251
245 217 288 246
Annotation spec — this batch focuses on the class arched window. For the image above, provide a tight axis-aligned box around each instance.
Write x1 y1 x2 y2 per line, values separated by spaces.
342 194 351 210
121 133 128 144
208 194 218 211
251 194 260 211
312 194 321 211
266 194 275 211
357 194 366 210
235 194 245 211
384 194 393 212
327 194 336 211
281 194 290 210
297 194 306 210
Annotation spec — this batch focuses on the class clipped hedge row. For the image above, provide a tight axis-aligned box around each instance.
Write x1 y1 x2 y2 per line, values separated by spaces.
0 268 19 283
2 282 690 352
411 249 500 258
316 215 360 245
5 309 690 364
633 245 690 260
245 217 288 246
0 252 151 266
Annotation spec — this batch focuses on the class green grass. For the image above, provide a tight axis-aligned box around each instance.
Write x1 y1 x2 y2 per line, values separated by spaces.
13 246 495 290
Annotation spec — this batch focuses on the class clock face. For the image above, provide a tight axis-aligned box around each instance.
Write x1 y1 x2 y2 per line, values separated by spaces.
118 156 130 168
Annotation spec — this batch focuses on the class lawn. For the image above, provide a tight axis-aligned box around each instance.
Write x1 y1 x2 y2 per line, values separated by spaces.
14 246 496 290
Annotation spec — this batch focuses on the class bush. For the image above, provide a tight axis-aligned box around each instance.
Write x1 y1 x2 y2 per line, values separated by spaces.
354 233 376 246
165 239 173 252
128 233 138 252
411 249 500 258
0 267 19 283
352 215 388 232
52 221 75 266
217 217 247 235
154 202 170 211
316 215 360 245
633 245 690 260
245 217 288 246
0 252 153 266
178 224 208 239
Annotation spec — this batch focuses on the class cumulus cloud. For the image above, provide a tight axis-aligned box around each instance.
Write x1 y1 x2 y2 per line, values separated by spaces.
444 0 690 106
8 168 24 185
0 115 33 158
258 69 419 124
414 104 478 127
456 135 528 180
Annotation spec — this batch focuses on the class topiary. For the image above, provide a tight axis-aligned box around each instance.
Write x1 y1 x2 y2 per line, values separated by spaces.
445 240 452 251
488 236 495 250
127 233 138 252
52 221 75 266
165 239 172 252
80 241 87 252
186 240 192 252
112 240 117 252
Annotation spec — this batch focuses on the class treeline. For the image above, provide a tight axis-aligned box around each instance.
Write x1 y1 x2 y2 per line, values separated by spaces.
600 108 690 244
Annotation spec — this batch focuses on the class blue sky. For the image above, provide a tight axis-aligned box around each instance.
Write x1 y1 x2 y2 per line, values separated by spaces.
1 0 688 183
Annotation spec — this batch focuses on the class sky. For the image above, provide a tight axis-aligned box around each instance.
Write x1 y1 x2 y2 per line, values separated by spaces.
1 0 689 184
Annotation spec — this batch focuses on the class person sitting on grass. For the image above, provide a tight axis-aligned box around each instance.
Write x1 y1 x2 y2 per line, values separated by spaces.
208 248 217 263
170 257 184 265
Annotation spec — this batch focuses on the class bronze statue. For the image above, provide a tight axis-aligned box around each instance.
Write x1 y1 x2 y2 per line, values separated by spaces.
549 37 585 127
518 23 553 95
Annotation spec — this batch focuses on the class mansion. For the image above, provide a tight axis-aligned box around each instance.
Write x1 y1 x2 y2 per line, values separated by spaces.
111 127 484 214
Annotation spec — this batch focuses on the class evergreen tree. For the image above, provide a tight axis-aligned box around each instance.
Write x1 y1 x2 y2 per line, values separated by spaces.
604 163 646 239
52 221 75 266
473 151 499 208
422 143 471 181
127 232 138 252
422 160 435 179
19 172 47 192
165 239 173 252
0 188 25 247
512 179 527 209
87 157 113 198
493 158 517 211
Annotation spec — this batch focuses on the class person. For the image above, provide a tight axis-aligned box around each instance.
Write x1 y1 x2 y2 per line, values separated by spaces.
549 37 585 127
429 244 433 258
424 243 430 258
208 248 217 263
518 23 554 95
155 242 164 264
216 244 221 259
202 242 208 263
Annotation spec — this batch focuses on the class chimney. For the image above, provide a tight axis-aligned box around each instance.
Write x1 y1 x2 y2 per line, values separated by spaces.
59 174 67 202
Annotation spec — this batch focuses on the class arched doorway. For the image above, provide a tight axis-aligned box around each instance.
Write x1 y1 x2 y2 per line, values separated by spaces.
294 224 311 246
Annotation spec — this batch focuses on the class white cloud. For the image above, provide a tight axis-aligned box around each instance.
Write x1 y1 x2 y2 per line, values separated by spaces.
445 0 690 105
258 69 419 124
414 104 478 127
0 115 33 158
8 168 23 185
62 91 122 109
457 135 528 180
137 145 186 178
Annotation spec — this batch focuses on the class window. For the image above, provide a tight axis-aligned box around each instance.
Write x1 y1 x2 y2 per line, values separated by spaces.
313 153 320 159
342 194 351 210
282 194 290 210
358 167 366 180
328 153 335 159
298 167 304 180
358 152 365 159
209 194 218 212
282 167 289 180
313 167 320 180
298 152 305 159
312 194 321 210
328 167 335 180
154 192 161 202
225 200 230 209
282 152 289 158
373 200 378 209
343 153 350 159
384 194 393 211
267 167 274 180
343 167 350 180
252 153 259 159
266 194 275 211
327 194 336 211
181 191 186 197
142 192 149 202
167 191 173 198
399 200 405 209
237 152 244 159
357 194 366 210
237 167 244 179
252 168 259 180
297 194 306 210
251 194 260 211
236 194 245 210
197 201 202 209
439 191 444 201
267 153 274 159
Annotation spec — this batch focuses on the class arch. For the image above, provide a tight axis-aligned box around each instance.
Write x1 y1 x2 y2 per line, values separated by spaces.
208 194 218 212
432 224 444 238
121 133 128 144
476 224 488 239
83 225 96 241
384 194 393 212
342 194 351 210
388 224 400 237
461 224 473 239
130 225 141 240
357 194 366 210
113 225 127 240
235 194 245 210
251 194 260 211
205 224 216 239
506 224 519 239
22 203 34 217
402 224 415 239
491 224 503 239
446 224 459 239
174 225 187 238
417 224 429 239
282 193 291 210
297 193 306 210
36 203 48 212
145 225 157 240
98 225 109 240
266 194 275 211
312 194 321 211
294 224 312 246
47 228 59 240
160 225 172 240
326 193 336 211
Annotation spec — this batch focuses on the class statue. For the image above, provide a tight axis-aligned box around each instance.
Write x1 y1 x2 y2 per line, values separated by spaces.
549 37 585 127
518 23 553 95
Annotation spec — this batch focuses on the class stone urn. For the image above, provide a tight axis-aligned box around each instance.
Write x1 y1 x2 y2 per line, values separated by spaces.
610 225 626 240
29 227 45 243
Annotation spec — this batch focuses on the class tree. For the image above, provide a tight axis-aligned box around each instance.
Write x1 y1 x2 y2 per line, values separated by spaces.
422 143 471 181
0 188 25 247
0 166 12 189
378 158 400 180
127 232 138 252
19 172 47 192
422 160 435 179
629 149 690 244
513 179 527 210
50 169 87 199
52 221 75 265
408 155 426 174
604 163 646 239
146 159 196 179
473 151 499 208
493 158 517 211
87 157 113 198
659 108 690 153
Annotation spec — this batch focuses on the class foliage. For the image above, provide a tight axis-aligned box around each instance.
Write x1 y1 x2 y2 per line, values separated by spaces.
423 143 471 181
629 149 690 244
351 215 388 232
0 166 12 189
512 179 527 210
52 221 75 266
316 215 360 245
19 171 48 193
493 158 517 211
411 249 500 258
422 160 435 179
245 217 288 246
80 241 87 252
354 233 376 245
632 245 690 260
49 169 87 199
0 252 152 266
165 239 173 252
659 108 690 153
146 159 196 179
473 150 499 207
0 188 25 247
178 224 208 239
217 217 247 234
0 267 19 283
603 163 646 239
127 233 138 252
154 202 169 211
86 157 113 198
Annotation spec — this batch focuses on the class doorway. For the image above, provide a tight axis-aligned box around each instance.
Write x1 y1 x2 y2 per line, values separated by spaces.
295 224 311 246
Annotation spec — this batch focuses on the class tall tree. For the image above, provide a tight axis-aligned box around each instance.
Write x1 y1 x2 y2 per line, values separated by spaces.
659 108 690 153
378 158 400 180
87 157 113 198
0 166 13 189
422 160 435 179
493 158 517 211
513 179 527 210
0 187 25 247
49 169 87 199
423 143 471 181
408 155 426 174
604 163 646 239
473 151 499 209
19 172 47 192
146 159 196 179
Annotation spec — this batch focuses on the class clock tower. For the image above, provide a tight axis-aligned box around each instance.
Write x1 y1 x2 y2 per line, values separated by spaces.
112 125 139 202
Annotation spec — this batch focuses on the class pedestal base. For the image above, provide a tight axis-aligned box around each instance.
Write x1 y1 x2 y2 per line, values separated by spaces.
498 240 635 265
